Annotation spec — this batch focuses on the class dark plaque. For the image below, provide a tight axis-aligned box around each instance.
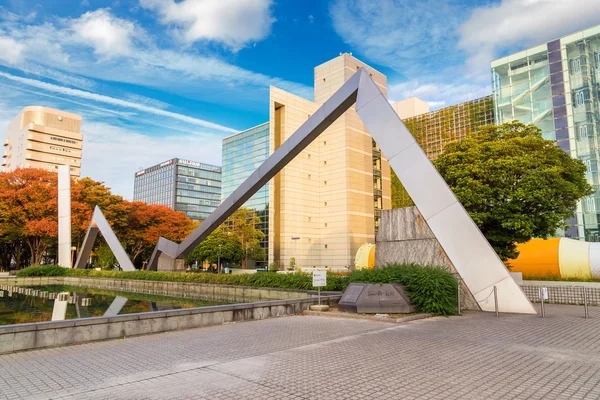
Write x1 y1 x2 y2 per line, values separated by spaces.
338 283 415 314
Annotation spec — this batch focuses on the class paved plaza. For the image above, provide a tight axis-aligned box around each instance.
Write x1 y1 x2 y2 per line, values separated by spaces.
1 305 600 399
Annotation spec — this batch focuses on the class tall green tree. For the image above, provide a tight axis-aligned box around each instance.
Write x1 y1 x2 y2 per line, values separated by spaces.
434 122 593 261
185 227 243 266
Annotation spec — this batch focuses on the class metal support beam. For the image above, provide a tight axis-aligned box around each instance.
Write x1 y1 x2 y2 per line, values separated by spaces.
74 206 135 271
146 68 536 314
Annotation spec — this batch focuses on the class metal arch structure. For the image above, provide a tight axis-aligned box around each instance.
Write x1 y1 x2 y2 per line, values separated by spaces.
74 206 136 271
148 68 536 314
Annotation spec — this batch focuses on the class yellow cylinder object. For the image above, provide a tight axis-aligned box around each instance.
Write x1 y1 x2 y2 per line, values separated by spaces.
558 238 591 278
510 238 561 277
355 243 376 270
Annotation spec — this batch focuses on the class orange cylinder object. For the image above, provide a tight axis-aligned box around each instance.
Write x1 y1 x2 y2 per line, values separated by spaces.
509 238 561 277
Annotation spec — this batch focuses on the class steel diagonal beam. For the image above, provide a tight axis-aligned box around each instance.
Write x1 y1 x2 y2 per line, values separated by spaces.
146 68 536 314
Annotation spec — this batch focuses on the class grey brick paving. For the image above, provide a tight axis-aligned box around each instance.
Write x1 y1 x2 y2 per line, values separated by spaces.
1 305 600 399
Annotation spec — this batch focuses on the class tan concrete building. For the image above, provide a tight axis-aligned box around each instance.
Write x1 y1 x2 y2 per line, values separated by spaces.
268 53 395 272
3 106 83 177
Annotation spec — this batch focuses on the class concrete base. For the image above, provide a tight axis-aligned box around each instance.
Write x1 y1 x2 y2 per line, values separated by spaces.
310 304 330 311
157 254 185 272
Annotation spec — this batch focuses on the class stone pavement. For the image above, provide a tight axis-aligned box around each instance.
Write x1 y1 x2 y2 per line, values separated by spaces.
1 304 600 399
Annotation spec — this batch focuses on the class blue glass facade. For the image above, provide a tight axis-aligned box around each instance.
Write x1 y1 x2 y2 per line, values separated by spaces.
133 158 221 222
221 123 270 266
492 25 600 241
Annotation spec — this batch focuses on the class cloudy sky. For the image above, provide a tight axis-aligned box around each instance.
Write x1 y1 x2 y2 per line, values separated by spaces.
1 0 599 198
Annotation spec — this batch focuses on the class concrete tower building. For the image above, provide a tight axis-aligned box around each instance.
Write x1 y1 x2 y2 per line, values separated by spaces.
268 54 393 271
2 106 83 177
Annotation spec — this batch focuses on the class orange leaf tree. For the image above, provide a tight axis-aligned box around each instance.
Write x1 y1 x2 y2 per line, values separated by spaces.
121 201 194 267
0 169 58 265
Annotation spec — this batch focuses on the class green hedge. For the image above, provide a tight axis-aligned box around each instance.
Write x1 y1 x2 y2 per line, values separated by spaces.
17 264 458 315
15 265 68 277
17 265 346 291
348 264 458 315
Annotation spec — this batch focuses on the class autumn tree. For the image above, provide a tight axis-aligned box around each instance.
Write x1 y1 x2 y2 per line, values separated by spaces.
122 201 194 267
71 177 128 250
0 169 58 265
435 122 593 261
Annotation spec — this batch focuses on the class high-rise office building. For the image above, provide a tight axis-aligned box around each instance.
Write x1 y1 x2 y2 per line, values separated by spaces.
222 122 270 267
492 24 600 241
133 158 221 222
3 106 83 177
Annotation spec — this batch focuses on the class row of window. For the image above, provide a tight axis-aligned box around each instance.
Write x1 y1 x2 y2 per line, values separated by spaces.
177 175 221 191
50 136 77 145
177 167 221 182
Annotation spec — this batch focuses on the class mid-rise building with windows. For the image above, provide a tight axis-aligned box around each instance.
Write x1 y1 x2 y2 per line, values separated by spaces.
222 123 270 267
133 158 221 222
3 106 83 177
492 24 600 241
391 96 495 208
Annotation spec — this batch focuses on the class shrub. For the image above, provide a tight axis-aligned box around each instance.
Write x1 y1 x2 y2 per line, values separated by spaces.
347 264 458 315
16 265 346 292
16 265 68 277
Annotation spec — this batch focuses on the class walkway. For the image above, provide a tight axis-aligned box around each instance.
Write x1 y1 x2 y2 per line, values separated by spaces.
1 305 600 399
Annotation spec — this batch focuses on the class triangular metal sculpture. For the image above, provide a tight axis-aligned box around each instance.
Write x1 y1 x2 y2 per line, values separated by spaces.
148 68 536 314
74 206 135 271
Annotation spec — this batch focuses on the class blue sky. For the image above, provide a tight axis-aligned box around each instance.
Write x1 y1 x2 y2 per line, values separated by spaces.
1 0 599 198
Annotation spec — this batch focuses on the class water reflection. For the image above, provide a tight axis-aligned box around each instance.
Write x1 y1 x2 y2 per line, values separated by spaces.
0 285 234 326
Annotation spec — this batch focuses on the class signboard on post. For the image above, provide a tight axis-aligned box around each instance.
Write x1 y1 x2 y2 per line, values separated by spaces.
539 287 548 300
313 269 327 287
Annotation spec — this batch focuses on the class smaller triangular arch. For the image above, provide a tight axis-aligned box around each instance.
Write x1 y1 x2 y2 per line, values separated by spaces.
74 206 135 271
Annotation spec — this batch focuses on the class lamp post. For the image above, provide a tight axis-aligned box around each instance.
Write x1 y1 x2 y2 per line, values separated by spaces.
291 237 300 271
218 244 223 275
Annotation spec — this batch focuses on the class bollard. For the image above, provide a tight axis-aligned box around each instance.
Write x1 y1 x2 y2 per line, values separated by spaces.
494 286 499 316
583 287 589 319
457 283 461 315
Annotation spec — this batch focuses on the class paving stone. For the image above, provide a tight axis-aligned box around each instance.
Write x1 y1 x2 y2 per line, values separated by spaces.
0 305 600 399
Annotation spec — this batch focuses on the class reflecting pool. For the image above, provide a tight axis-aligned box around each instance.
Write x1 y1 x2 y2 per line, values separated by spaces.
0 285 240 326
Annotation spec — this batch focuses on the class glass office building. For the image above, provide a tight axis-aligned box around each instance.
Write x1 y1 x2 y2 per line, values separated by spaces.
492 24 600 241
221 123 270 266
133 158 221 222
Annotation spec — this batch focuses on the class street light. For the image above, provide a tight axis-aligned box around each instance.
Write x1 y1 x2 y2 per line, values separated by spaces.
291 237 300 270
218 244 223 275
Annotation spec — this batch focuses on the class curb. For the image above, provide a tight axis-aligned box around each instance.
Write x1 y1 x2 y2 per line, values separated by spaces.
302 310 433 324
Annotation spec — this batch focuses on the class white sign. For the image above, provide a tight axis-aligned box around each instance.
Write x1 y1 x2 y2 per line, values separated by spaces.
539 287 548 300
312 269 327 287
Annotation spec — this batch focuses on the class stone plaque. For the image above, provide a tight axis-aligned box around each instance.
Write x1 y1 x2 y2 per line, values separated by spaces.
338 283 415 314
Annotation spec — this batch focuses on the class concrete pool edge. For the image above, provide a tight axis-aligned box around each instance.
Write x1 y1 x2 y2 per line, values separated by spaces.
0 277 342 354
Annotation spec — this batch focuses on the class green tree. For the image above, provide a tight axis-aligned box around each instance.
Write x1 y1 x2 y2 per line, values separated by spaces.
434 122 593 261
185 227 244 267
222 207 265 268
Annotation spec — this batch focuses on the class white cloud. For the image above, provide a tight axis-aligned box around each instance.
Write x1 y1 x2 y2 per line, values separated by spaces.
82 121 223 198
389 79 491 110
71 8 138 58
458 0 600 77
140 0 275 50
0 71 237 133
330 0 466 76
0 36 24 65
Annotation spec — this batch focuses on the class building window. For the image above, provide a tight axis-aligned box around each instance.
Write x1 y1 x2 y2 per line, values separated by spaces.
307 154 311 159
324 244 328 249
570 58 582 74
308 174 311 179
324 202 327 206
323 141 326 145
324 181 327 185
323 161 327 165
308 217 311 222
596 51 600 68
584 158 593 173
574 90 586 107
578 125 589 140
585 196 595 212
